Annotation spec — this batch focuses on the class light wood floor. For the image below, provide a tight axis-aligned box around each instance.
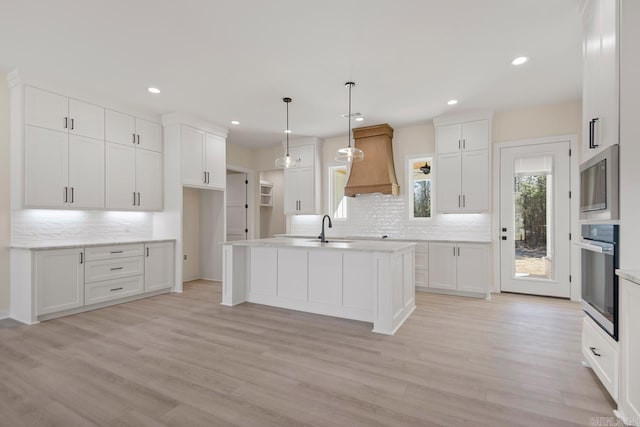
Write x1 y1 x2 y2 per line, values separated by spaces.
0 280 616 427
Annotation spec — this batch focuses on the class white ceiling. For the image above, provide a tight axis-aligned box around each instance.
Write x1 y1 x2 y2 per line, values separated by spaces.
0 0 583 148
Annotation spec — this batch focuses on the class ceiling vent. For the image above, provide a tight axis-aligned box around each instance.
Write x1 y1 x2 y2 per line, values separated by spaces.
344 123 399 197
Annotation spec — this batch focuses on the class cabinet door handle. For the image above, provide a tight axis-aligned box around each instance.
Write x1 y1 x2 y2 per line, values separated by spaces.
458 195 461 208
462 195 465 208
110 250 123 254
110 267 124 271
137 134 140 145
71 118 74 130
70 187 74 203
133 192 136 206
298 200 302 211
137 192 141 206
463 139 466 149
80 252 83 264
64 117 68 129
146 247 149 257
458 139 461 150
203 171 207 184
589 346 601 357
589 120 594 149
591 118 599 148
64 187 68 203
133 133 136 144
457 247 460 256
110 287 124 292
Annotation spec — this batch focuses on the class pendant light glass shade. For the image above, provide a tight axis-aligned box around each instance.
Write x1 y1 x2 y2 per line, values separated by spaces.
335 81 364 163
275 97 299 169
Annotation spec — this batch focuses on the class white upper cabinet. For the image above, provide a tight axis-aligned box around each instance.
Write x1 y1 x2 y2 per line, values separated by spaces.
205 132 226 189
582 0 619 160
25 86 68 132
136 118 162 152
105 143 136 209
68 135 105 209
135 149 163 211
283 138 322 215
24 125 69 208
434 116 491 213
180 125 227 189
289 144 315 168
68 99 104 140
106 109 136 145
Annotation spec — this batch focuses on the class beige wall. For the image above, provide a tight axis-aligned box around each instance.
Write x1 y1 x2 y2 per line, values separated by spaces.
226 143 255 170
493 101 582 145
259 170 285 237
182 187 201 281
0 74 10 314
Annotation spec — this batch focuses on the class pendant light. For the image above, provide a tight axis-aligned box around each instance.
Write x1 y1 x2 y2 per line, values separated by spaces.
335 81 364 163
275 97 299 169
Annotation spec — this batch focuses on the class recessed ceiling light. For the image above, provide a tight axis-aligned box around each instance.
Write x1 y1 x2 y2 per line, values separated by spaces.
511 56 529 66
355 117 364 122
231 120 240 125
147 87 160 94
447 99 458 106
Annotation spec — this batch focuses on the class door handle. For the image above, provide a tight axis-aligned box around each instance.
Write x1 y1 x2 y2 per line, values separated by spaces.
458 195 461 208
501 236 507 240
110 287 124 292
70 187 74 203
137 192 141 206
457 247 460 256
458 139 461 150
589 120 594 149
71 118 74 130
146 247 150 257
591 118 599 148
133 192 136 206
463 139 466 149
462 195 465 208
589 346 601 357
110 267 124 271
203 171 207 184
79 252 83 264
133 133 136 144
137 134 140 144
453 247 456 256
64 187 68 203
64 117 68 129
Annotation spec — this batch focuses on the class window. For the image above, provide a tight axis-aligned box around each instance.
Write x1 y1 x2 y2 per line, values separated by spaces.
407 156 433 220
328 165 348 220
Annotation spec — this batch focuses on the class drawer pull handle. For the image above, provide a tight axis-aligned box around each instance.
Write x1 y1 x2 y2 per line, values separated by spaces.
110 267 124 271
110 251 123 254
110 287 124 292
589 346 602 357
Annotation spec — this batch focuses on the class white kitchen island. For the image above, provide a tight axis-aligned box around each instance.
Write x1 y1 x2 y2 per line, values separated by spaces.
222 238 416 335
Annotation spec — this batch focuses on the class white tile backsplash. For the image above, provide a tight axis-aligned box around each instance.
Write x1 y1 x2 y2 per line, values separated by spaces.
12 210 153 245
290 194 491 240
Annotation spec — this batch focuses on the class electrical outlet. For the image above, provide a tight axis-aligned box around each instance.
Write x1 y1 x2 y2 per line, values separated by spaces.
183 254 187 260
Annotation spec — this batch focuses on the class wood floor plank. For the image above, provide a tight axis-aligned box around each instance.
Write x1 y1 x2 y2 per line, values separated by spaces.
0 280 616 426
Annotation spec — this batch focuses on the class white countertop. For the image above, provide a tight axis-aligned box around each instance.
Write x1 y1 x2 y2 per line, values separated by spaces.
273 234 492 244
224 237 415 253
11 238 176 250
616 269 640 285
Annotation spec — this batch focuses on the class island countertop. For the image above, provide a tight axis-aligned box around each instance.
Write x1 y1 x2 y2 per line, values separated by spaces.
223 237 416 253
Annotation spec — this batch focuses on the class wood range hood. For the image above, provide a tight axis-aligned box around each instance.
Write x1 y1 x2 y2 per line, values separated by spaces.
344 123 399 197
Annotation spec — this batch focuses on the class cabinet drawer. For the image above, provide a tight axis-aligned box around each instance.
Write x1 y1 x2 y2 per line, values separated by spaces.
85 275 143 305
415 243 429 254
415 269 429 289
582 317 619 400
85 244 144 261
415 252 428 270
85 257 144 283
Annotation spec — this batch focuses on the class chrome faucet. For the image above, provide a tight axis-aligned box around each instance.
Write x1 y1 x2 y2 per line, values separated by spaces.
319 215 333 243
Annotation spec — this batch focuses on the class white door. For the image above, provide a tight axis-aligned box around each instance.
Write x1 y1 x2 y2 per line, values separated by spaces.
24 125 68 208
205 133 226 188
428 242 457 290
296 168 315 214
136 118 163 152
68 135 105 209
461 120 489 151
181 125 206 187
105 109 136 145
461 150 489 211
436 153 462 213
145 242 174 292
436 123 462 154
25 86 69 132
105 142 136 209
456 244 489 293
226 172 247 241
69 99 104 140
135 149 163 211
36 248 84 315
499 141 571 297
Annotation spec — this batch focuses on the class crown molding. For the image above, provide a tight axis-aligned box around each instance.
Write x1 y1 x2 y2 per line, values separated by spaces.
161 112 229 138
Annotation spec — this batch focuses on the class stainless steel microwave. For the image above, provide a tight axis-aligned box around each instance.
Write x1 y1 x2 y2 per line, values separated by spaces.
580 144 619 221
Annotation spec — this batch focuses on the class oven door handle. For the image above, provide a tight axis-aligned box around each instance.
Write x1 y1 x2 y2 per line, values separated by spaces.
574 240 614 254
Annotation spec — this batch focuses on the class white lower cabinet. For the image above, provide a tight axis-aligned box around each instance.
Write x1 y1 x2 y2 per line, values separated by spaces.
277 249 308 301
428 242 490 296
618 278 640 424
414 243 429 290
36 248 85 315
144 242 175 292
31 241 174 320
582 316 619 401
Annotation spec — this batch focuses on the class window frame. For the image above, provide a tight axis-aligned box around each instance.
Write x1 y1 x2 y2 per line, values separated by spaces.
327 162 349 221
406 153 435 223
